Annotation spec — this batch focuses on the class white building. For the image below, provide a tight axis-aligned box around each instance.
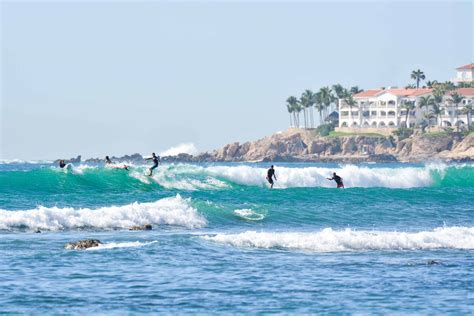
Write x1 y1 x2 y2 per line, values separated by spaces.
454 63 474 83
337 87 474 134
439 88 474 128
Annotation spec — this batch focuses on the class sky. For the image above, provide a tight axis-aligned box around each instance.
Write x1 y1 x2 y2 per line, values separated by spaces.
1 0 473 160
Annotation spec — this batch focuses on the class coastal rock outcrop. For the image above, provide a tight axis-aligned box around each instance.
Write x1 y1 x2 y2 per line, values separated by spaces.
200 129 473 162
65 239 102 250
129 224 152 231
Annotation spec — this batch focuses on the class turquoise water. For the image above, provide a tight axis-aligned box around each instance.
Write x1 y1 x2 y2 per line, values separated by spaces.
1 162 473 314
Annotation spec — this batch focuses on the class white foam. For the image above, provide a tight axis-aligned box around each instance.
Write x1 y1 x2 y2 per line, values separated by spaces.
145 165 229 191
202 227 474 252
0 195 206 231
87 240 158 250
234 209 265 221
204 164 443 188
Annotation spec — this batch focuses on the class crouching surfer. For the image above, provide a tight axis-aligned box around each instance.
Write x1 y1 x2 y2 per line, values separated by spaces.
145 153 160 176
327 172 344 188
59 160 66 168
105 156 129 170
266 165 277 189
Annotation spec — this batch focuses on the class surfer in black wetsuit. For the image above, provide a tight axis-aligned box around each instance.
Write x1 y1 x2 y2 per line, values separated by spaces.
145 153 160 176
59 160 66 168
327 172 344 188
266 165 277 189
105 156 112 164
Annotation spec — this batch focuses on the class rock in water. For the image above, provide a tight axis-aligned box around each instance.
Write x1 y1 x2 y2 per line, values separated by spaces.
65 239 102 250
129 224 152 231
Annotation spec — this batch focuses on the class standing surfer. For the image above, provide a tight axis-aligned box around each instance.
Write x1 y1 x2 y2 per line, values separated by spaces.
266 165 277 189
327 172 344 188
105 156 112 164
145 153 160 176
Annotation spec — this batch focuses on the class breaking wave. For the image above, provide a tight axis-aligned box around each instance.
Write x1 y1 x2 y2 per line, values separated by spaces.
0 195 206 231
202 226 474 252
0 163 472 194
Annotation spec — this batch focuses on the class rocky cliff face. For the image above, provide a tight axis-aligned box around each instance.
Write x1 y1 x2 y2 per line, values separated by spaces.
197 129 473 162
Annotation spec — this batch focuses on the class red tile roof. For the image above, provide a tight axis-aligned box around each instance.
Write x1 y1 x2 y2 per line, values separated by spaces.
446 88 474 96
456 63 474 70
353 89 382 98
354 88 433 98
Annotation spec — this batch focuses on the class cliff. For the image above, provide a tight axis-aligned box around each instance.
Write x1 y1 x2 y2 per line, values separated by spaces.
198 129 474 163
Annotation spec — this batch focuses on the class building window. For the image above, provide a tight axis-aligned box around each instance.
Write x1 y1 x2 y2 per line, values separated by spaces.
379 122 386 127
388 121 395 126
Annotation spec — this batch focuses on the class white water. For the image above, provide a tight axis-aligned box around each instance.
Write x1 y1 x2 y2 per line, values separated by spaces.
0 195 206 231
159 143 198 157
204 164 443 188
234 209 266 221
203 226 474 252
87 240 158 250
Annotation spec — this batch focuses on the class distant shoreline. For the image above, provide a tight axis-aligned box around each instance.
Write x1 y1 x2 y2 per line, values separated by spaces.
47 129 473 165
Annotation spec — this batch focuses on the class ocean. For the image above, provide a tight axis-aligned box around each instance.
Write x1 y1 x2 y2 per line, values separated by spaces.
0 161 473 314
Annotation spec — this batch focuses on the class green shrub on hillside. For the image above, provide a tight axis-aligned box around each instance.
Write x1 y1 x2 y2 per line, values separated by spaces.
393 127 413 140
315 123 335 136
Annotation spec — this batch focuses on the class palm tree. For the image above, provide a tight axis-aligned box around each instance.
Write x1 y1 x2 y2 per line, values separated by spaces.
417 96 434 129
401 100 415 128
462 104 473 131
286 104 293 127
449 92 463 131
299 94 308 128
319 87 333 121
432 90 444 127
350 86 363 95
302 89 316 128
332 84 345 115
425 80 439 88
314 92 324 126
286 96 299 128
443 81 456 92
410 69 426 88
430 103 443 127
343 90 357 125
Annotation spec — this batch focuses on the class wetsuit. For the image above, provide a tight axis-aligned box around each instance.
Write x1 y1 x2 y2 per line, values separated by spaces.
267 168 275 185
59 161 66 168
149 156 159 175
331 175 344 188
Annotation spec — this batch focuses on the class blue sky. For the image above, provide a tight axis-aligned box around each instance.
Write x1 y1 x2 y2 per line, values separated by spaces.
1 1 472 160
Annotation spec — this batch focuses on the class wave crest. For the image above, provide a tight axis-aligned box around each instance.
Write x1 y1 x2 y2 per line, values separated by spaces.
202 227 474 252
0 195 206 231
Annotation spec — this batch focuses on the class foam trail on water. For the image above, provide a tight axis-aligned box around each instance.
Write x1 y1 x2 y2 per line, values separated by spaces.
203 227 474 252
0 195 206 231
87 240 158 250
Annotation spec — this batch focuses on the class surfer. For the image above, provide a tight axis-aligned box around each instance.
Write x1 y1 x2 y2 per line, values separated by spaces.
59 160 66 168
145 153 160 176
105 155 129 170
327 172 344 188
266 165 277 189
